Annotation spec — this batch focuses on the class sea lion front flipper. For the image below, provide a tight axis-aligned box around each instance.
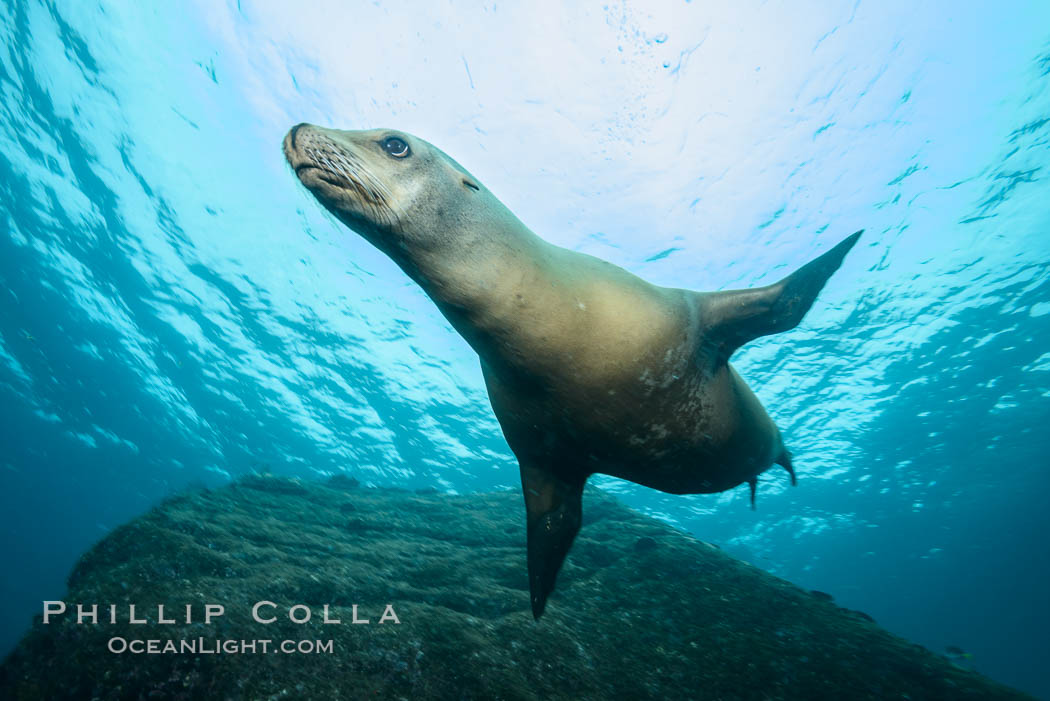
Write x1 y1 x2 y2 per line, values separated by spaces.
701 230 862 360
520 463 585 620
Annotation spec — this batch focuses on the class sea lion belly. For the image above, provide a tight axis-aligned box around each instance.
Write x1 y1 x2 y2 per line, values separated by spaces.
481 311 782 497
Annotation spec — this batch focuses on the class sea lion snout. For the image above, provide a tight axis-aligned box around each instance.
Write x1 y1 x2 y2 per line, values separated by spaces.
283 122 323 167
284 124 403 234
288 122 309 150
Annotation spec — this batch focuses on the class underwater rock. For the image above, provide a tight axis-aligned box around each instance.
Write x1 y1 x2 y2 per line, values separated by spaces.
0 477 1034 700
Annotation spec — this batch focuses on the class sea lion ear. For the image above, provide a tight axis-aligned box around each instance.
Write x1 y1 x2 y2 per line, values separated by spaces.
462 178 480 191
699 230 862 360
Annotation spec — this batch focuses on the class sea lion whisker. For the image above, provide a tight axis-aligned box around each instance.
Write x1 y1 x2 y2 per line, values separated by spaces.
303 146 395 215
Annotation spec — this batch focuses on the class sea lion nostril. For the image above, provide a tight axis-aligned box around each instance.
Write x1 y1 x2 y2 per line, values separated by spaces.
289 122 308 149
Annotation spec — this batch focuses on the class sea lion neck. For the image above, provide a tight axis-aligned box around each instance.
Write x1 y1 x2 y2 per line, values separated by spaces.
398 205 555 359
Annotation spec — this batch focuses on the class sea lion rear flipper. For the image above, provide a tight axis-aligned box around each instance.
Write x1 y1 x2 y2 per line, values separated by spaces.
520 463 585 620
701 230 862 359
776 447 797 485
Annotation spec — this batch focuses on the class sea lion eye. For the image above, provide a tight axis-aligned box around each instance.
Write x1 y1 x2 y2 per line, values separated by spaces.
382 137 410 158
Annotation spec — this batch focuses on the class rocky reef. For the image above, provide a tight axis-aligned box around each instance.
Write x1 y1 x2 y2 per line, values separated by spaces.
0 476 1033 700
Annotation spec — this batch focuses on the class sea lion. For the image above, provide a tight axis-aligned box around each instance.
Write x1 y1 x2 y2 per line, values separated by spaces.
283 124 861 619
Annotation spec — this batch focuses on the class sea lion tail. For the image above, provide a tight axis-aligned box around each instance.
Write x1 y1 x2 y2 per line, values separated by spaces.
699 230 863 360
519 464 585 620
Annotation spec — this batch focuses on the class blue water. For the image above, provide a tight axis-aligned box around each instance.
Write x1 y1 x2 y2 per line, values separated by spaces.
1 0 1049 696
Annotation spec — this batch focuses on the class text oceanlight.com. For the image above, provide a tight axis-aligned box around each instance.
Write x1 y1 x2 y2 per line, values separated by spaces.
107 638 334 655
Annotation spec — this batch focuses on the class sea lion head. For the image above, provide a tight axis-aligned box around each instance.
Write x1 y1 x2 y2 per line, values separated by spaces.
283 124 486 259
